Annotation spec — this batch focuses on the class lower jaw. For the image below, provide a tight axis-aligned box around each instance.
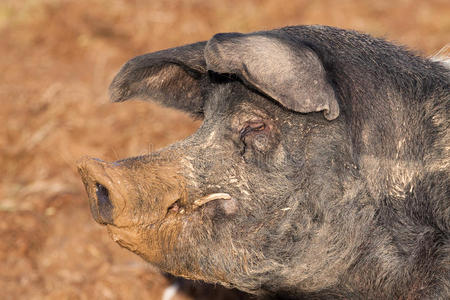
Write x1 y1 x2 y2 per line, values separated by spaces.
107 225 140 252
106 219 186 266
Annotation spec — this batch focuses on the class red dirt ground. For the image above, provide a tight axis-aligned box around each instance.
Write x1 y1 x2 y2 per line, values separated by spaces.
1 0 449 299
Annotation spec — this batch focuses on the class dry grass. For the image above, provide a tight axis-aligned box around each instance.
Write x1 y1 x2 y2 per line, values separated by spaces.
0 0 449 299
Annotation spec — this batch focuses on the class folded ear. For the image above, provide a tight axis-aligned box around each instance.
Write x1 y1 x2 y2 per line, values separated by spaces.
109 41 208 116
205 33 339 120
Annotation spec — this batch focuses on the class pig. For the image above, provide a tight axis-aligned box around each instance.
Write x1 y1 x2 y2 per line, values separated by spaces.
78 25 449 299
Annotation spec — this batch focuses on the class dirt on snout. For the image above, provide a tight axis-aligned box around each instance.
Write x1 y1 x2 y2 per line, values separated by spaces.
1 0 449 299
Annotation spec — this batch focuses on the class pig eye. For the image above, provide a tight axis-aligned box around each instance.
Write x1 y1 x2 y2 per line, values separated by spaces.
239 121 266 139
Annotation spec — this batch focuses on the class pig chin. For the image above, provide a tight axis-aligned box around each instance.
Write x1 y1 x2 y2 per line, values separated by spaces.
105 220 184 267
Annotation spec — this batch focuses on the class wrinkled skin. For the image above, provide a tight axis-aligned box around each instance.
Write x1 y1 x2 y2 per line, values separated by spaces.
78 26 449 299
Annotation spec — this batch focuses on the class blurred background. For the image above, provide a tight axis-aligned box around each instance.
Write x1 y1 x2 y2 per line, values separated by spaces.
0 0 448 299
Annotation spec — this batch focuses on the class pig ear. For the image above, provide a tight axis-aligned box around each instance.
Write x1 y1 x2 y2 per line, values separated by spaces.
109 41 208 116
205 33 339 120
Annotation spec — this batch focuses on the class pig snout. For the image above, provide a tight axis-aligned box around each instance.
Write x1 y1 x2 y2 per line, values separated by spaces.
77 157 127 225
78 156 205 228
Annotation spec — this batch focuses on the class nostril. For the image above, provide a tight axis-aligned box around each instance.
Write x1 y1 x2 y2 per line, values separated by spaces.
95 182 114 224
95 182 110 205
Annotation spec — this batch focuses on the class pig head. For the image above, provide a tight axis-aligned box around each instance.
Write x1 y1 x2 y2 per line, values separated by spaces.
78 26 449 298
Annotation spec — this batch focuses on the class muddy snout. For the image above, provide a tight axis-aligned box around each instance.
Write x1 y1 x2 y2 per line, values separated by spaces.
77 157 127 225
78 155 237 227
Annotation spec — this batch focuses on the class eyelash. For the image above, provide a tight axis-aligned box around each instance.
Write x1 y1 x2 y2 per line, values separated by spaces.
239 121 266 140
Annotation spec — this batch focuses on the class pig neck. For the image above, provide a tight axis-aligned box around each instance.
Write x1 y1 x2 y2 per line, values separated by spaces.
283 28 448 294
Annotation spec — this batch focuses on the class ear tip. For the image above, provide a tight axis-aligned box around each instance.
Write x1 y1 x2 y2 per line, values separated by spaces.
109 92 123 103
108 55 145 102
323 103 340 120
209 32 244 43
108 80 129 102
323 110 339 120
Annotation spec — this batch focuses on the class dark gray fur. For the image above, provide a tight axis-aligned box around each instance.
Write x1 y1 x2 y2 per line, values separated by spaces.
108 25 449 299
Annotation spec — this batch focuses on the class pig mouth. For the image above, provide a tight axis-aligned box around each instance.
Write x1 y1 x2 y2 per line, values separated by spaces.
166 192 232 215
